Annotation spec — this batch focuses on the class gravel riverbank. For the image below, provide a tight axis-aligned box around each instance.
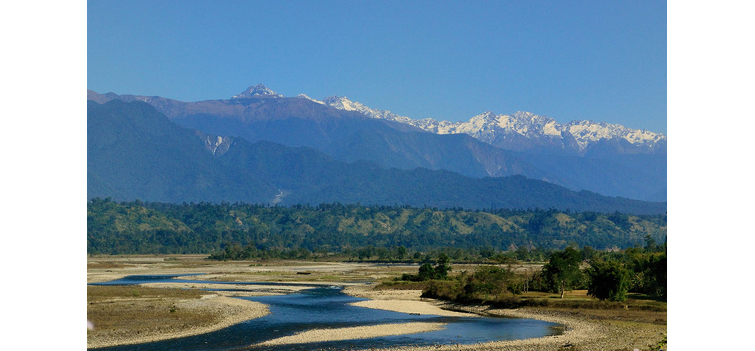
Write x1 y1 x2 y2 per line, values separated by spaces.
342 286 666 351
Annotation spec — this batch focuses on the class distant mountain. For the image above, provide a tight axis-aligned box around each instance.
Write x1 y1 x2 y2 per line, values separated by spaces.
232 83 285 99
321 94 666 201
87 99 665 214
87 100 277 203
88 85 666 201
321 96 666 156
86 88 541 179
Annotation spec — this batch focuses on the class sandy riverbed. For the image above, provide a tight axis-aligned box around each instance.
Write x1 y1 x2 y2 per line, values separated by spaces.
345 286 478 317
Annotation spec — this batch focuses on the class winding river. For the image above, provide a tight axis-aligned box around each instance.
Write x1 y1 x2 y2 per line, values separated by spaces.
90 275 562 351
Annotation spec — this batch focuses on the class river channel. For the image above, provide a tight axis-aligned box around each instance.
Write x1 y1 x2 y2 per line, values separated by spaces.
90 275 562 351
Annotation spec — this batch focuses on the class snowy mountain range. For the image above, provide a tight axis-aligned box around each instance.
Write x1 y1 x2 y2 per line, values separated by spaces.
304 89 666 156
102 83 666 155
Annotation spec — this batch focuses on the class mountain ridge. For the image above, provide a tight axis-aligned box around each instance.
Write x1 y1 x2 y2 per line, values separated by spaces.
87 85 666 201
86 99 665 214
90 84 666 145
319 95 666 156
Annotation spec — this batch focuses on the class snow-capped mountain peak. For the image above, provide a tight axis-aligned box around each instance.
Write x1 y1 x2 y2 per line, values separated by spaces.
295 94 324 104
322 96 363 112
232 84 284 99
322 96 420 126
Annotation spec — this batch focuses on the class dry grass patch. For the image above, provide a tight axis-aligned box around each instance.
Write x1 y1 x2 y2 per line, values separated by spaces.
374 280 432 291
87 285 219 341
532 306 666 326
87 262 138 269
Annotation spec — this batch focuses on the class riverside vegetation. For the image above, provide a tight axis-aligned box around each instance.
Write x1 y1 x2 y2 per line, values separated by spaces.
376 243 666 350
398 243 666 306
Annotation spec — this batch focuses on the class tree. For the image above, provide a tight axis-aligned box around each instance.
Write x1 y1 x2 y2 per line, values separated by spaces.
581 246 597 262
515 246 530 261
396 246 408 260
542 247 583 298
410 254 452 281
587 260 630 301
644 234 657 252
417 263 436 281
629 252 666 299
434 253 451 279
463 266 521 298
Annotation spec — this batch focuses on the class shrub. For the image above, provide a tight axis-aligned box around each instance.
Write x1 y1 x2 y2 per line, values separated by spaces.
587 260 630 301
421 280 460 300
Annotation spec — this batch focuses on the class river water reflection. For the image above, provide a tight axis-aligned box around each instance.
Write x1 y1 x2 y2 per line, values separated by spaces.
90 275 562 351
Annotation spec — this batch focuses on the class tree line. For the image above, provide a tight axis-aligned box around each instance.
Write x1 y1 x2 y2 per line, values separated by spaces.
415 237 666 303
88 198 666 255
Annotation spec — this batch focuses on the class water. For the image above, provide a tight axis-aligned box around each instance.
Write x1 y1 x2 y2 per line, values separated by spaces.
89 276 562 351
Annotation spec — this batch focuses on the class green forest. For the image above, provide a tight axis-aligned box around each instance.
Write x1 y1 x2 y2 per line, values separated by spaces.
87 198 666 257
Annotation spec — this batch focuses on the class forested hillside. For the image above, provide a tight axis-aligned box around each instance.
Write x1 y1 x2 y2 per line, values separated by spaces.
87 199 666 256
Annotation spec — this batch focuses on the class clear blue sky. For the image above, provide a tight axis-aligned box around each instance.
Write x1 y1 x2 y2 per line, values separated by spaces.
88 0 667 133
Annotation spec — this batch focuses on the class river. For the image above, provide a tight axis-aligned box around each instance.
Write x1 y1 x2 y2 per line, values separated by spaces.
89 275 562 351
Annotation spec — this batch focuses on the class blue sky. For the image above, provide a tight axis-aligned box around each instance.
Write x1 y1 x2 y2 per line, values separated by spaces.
88 0 667 133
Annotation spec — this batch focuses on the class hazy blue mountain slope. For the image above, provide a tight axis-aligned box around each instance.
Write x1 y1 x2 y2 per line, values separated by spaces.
324 127 546 178
87 99 665 213
511 151 667 201
216 139 666 214
87 100 278 203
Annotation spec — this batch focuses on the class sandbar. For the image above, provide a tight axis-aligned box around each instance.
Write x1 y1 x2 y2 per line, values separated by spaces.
254 322 448 347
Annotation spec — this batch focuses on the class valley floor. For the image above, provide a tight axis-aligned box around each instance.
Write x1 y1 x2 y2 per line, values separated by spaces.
87 256 665 350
